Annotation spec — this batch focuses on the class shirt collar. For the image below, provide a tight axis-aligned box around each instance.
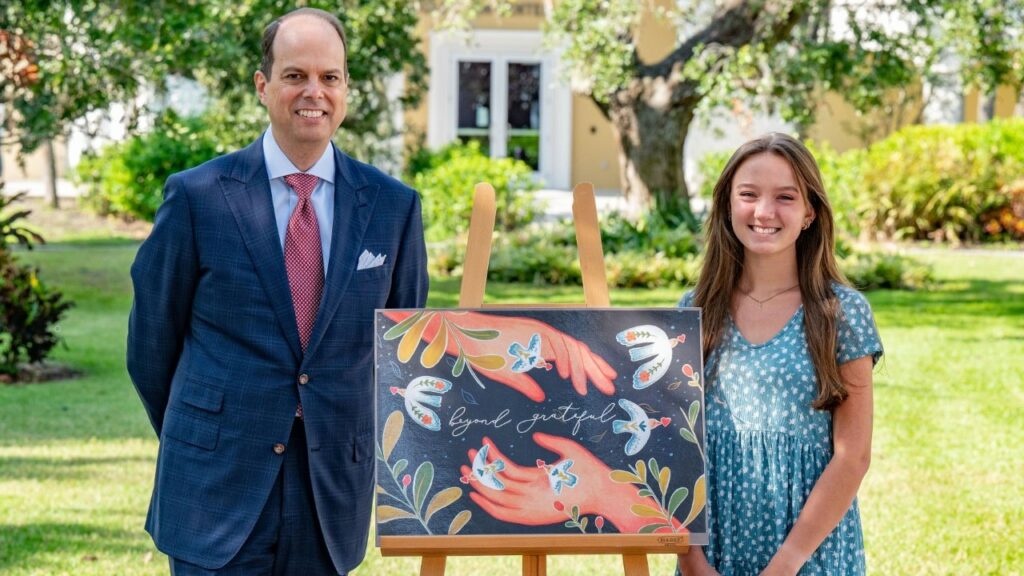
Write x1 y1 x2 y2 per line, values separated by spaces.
262 127 335 184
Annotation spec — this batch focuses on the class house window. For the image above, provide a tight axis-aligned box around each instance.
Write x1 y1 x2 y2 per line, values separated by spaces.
506 62 541 170
457 61 492 155
429 30 571 189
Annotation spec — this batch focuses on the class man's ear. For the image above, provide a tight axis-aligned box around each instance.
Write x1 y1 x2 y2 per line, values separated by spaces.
254 71 268 105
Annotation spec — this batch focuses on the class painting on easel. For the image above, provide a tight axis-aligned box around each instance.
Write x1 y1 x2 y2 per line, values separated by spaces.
374 308 708 545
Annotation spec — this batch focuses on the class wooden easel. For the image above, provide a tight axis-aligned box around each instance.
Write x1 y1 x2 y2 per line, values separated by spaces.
379 183 689 575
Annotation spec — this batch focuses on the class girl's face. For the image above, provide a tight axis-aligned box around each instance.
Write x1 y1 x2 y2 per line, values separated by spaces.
729 152 814 260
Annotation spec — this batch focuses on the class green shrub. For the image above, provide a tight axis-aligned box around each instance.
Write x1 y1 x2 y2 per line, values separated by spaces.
409 141 540 241
0 187 73 377
840 250 933 291
75 110 223 221
858 119 1024 243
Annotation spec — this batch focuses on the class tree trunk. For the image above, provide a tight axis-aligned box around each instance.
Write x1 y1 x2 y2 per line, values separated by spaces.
608 100 694 219
44 139 59 209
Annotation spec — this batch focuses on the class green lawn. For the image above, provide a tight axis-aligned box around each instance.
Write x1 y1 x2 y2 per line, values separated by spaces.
1 244 1020 575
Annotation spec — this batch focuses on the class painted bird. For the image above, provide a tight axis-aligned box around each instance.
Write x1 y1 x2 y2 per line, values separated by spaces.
390 376 452 431
616 324 686 389
508 332 552 373
612 398 672 456
536 458 578 495
459 444 506 490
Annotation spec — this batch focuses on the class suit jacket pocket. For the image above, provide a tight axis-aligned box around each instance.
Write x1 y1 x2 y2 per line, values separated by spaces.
164 408 219 451
352 431 374 463
180 377 225 414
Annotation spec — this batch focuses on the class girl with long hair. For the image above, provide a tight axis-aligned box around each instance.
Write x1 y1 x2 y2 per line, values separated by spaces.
677 133 882 575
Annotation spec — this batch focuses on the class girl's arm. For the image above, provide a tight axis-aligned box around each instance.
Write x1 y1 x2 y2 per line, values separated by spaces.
762 355 874 576
678 548 720 576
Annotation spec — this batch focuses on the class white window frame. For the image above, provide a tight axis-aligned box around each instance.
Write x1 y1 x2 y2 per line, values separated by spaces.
428 30 572 189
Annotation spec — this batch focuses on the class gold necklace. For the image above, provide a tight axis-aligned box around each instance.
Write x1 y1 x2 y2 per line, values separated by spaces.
739 284 799 309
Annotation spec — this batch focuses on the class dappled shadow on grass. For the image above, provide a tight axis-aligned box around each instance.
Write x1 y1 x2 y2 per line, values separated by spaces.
870 278 1024 329
0 521 155 573
0 453 154 483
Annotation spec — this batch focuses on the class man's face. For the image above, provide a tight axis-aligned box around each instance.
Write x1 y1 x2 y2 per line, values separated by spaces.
254 15 348 157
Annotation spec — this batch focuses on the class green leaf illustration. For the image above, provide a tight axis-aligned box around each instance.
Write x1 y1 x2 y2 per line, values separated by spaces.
688 401 700 427
580 517 589 532
412 461 434 514
383 311 424 340
635 460 647 483
638 523 670 534
571 505 580 521
392 459 408 480
637 488 655 498
680 428 697 444
448 510 472 535
454 326 500 340
648 458 660 482
565 520 578 528
452 352 466 377
668 486 690 518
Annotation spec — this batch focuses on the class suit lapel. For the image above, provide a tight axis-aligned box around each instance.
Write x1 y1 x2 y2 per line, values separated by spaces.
220 138 302 363
304 148 379 359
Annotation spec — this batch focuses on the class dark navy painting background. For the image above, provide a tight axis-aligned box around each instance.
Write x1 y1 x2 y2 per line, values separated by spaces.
374 308 706 539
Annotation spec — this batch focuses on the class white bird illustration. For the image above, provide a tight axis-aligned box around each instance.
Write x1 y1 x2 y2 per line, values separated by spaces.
389 376 452 431
616 324 685 389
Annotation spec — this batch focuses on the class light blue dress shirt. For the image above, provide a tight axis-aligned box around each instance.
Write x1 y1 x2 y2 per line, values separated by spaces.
262 128 335 275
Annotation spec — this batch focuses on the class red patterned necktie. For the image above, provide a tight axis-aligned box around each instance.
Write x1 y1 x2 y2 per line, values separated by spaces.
284 173 322 419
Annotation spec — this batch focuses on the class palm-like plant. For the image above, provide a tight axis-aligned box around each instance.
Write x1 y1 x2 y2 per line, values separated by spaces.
0 183 45 251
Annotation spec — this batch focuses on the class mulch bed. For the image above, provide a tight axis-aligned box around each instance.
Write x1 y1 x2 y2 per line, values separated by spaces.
0 361 82 385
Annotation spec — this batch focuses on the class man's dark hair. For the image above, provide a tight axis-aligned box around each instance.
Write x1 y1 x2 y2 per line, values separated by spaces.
260 8 349 78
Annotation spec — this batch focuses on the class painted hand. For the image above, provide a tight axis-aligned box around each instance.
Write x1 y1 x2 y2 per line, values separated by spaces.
460 433 645 531
382 311 617 402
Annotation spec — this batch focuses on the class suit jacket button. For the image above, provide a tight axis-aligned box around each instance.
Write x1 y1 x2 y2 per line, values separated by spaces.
298 374 309 385
273 443 286 455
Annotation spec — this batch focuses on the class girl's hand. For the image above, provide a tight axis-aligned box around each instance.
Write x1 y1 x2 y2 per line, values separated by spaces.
382 311 617 402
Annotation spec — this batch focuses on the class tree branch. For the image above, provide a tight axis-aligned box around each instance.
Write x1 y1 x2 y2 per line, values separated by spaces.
638 0 813 107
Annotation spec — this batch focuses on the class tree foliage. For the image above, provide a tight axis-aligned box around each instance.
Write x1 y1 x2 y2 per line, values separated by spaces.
537 0 1024 216
1 1 425 164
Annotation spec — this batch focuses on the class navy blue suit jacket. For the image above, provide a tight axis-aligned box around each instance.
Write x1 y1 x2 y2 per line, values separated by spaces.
127 137 428 572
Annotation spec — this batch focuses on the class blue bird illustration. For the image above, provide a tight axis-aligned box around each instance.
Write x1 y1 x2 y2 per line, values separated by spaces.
459 444 506 490
508 333 552 373
612 398 672 456
536 458 578 495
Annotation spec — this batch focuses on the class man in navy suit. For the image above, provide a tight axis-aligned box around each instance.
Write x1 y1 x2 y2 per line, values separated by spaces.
127 8 427 574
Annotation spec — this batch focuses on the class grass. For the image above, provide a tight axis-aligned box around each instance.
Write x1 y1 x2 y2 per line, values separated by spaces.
1 244 1021 574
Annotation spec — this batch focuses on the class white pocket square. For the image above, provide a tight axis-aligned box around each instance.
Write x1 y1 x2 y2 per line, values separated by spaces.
357 249 387 270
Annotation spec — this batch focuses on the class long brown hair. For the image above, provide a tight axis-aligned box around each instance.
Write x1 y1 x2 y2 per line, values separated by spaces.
693 133 849 410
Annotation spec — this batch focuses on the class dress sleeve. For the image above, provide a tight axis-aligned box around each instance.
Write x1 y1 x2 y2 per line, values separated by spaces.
835 286 884 366
677 289 695 308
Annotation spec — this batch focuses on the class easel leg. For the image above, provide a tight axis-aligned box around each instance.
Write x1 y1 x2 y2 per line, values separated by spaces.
622 554 650 576
522 554 547 576
420 555 446 576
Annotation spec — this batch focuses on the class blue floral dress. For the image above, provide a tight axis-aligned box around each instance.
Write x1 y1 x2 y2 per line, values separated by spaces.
679 284 883 575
